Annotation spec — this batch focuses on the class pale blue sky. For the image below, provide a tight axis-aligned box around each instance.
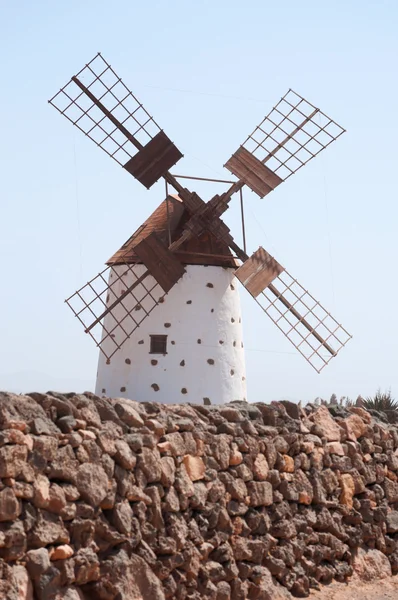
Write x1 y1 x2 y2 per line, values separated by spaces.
1 0 397 403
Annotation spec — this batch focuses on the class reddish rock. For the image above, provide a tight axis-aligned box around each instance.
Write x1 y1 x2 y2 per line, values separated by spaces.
183 455 205 481
310 406 341 441
50 545 74 561
138 447 162 482
160 456 175 487
229 444 243 466
75 464 109 508
87 549 165 599
253 454 269 481
29 509 69 548
163 432 186 455
342 414 368 441
126 485 152 505
12 565 33 600
340 473 355 508
295 469 313 505
325 441 345 456
281 455 295 473
247 481 273 507
349 406 372 424
74 547 100 585
114 401 145 427
384 478 398 503
353 547 392 581
0 488 20 522
0 445 28 478
113 439 136 470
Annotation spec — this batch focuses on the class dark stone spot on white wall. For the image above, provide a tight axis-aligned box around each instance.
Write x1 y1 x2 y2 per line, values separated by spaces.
233 341 237 347
230 283 235 290
135 304 142 311
151 383 160 391
219 340 224 345
242 376 246 381
138 340 144 345
171 341 175 345
231 317 235 323
186 300 192 304
158 297 165 303
230 369 235 376
164 323 171 328
120 387 126 392
207 359 215 365
241 342 244 348
180 360 185 367
206 283 214 288
211 308 214 313
197 339 201 344
203 397 211 405
125 358 131 365
239 317 241 323
181 388 188 394
106 359 110 365
102 388 106 393
151 360 158 366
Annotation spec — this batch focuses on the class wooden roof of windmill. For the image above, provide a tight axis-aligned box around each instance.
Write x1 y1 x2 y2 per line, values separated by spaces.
107 195 239 268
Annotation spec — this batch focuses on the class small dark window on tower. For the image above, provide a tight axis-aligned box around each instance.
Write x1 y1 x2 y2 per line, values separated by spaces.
150 334 167 354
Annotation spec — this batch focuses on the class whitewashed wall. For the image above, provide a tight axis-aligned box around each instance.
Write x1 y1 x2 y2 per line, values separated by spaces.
96 264 247 405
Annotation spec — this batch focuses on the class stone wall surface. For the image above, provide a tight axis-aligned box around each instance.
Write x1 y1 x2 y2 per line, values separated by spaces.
0 391 398 599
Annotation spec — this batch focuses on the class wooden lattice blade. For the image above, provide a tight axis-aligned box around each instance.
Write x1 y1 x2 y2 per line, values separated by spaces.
236 249 352 372
65 264 165 361
224 89 345 198
48 53 182 187
129 232 186 293
235 247 284 297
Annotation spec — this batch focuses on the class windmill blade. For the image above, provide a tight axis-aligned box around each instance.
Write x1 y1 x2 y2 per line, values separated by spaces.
49 53 183 189
66 263 165 361
235 247 352 373
224 89 345 198
65 220 187 361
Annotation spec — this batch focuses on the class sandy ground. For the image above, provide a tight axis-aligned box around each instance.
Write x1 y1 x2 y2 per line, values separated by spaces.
310 576 398 600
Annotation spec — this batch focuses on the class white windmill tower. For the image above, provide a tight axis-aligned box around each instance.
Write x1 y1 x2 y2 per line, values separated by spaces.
49 53 352 405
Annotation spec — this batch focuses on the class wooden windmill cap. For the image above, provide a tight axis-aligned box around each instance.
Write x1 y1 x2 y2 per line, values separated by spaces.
107 195 239 268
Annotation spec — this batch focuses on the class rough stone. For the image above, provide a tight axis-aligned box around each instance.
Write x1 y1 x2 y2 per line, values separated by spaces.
310 406 341 441
353 547 392 581
114 400 145 427
247 481 273 507
0 488 20 522
0 445 28 478
50 545 74 561
25 548 51 579
86 549 165 599
342 414 368 441
340 474 355 509
75 463 109 507
1 392 398 600
253 453 269 481
183 454 205 481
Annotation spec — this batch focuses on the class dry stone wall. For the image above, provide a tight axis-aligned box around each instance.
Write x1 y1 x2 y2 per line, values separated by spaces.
0 391 398 600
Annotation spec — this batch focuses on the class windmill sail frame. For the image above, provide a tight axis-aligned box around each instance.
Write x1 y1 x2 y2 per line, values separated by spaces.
50 55 352 373
225 89 345 197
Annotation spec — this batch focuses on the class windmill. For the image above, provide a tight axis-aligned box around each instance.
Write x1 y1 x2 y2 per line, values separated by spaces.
49 53 352 405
